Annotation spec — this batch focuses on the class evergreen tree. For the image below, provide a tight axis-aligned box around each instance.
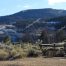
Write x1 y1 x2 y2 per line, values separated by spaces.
3 36 11 45
40 30 49 44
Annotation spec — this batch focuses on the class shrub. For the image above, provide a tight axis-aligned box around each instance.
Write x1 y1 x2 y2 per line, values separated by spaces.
0 49 9 60
42 49 48 56
11 45 27 58
22 43 41 57
15 48 27 58
27 48 39 57
8 49 17 58
55 49 64 57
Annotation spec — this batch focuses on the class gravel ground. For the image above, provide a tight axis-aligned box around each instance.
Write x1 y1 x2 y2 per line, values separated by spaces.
0 57 66 66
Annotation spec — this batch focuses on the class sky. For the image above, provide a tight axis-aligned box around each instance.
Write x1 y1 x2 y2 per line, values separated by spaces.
0 0 66 16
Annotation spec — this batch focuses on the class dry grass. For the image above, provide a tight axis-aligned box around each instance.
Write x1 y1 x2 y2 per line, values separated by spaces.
0 57 66 66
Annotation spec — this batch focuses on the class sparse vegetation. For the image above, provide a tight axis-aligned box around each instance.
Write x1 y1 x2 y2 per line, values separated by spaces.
0 41 66 60
0 42 41 60
0 33 66 61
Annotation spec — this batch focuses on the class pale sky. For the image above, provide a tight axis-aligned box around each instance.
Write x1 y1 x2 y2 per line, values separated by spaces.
0 0 66 16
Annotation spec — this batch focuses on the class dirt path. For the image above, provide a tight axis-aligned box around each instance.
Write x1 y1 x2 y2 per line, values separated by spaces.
0 57 66 66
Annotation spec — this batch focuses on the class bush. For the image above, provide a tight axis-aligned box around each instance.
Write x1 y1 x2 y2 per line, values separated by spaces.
27 49 39 57
8 49 17 58
13 44 27 58
0 49 9 60
42 48 56 57
55 49 64 57
42 49 48 56
22 43 41 57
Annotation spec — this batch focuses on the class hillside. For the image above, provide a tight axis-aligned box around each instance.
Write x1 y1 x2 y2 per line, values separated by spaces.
0 8 66 24
0 8 66 43
46 16 66 29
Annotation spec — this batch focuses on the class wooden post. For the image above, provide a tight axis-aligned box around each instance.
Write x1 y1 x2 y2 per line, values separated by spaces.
53 44 56 56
